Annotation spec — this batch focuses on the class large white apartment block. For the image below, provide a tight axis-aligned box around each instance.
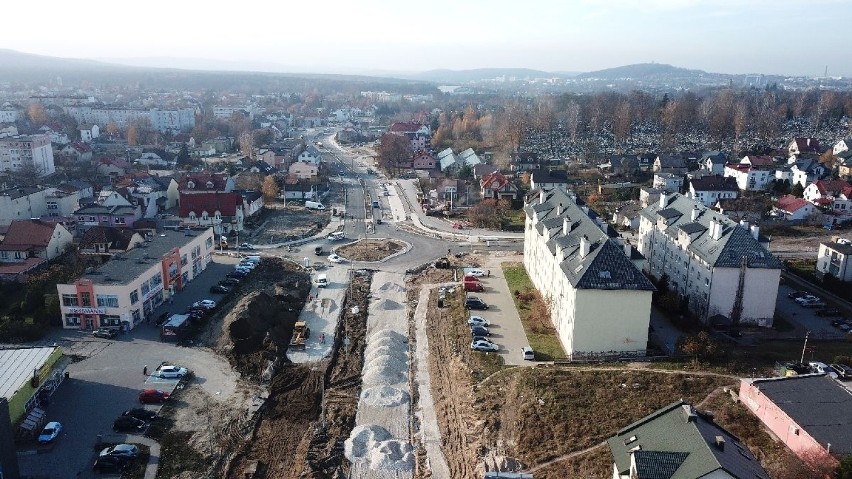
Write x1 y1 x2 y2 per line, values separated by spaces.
816 238 852 282
638 194 781 326
213 106 253 120
524 189 655 359
0 109 18 123
56 228 215 331
0 134 56 176
0 185 85 225
64 106 195 133
723 163 771 191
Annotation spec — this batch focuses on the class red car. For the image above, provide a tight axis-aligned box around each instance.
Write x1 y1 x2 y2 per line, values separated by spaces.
138 389 170 404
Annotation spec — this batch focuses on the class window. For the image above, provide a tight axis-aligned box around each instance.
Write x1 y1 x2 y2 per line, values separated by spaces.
96 295 119 308
132 309 142 324
181 254 188 266
206 236 213 249
141 281 150 296
151 272 163 286
62 294 79 306
101 315 121 326
65 315 81 326
47 202 58 210
115 217 125 225
130 290 139 305
80 292 92 307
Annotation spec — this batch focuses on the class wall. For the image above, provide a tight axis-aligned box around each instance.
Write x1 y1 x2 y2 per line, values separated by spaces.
572 288 651 357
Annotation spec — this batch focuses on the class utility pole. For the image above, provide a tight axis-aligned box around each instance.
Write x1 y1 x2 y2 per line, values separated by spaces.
800 330 810 364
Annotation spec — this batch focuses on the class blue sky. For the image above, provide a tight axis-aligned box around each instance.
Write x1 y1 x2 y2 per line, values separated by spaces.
2 0 849 76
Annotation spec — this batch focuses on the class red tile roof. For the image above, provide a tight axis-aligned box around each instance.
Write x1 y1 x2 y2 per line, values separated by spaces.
742 155 774 167
480 171 511 190
1 219 57 248
179 173 229 191
812 179 852 197
179 192 241 217
776 194 810 212
388 122 424 133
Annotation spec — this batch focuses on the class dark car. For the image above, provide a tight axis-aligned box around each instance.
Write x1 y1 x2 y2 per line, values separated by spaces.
226 270 247 280
92 328 119 339
139 389 170 404
122 408 157 421
155 311 171 326
314 246 323 256
470 325 491 337
787 290 809 299
209 284 230 294
816 308 842 317
464 297 489 310
93 455 128 473
220 278 240 286
113 416 145 432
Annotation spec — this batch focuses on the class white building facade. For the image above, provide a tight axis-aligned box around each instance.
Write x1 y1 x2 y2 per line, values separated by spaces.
816 239 852 282
638 194 781 326
524 189 654 359
0 134 56 176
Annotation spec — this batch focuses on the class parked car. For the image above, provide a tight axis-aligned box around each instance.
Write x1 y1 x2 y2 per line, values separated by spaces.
808 361 839 379
467 316 490 327
466 269 486 277
100 444 140 460
113 416 145 432
92 328 119 339
314 246 323 255
93 455 128 473
226 270 247 280
787 291 809 299
155 312 171 326
138 389 170 404
794 295 819 304
521 346 535 361
470 338 499 352
209 285 230 294
800 299 827 308
219 278 240 286
192 300 216 310
122 408 157 421
464 297 489 310
154 365 188 379
37 421 62 444
815 308 841 317
830 363 852 379
238 243 254 250
470 325 491 337
328 254 345 264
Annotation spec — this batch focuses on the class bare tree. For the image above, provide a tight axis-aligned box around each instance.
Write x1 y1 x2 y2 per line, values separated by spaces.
496 100 529 153
563 100 581 143
613 100 632 141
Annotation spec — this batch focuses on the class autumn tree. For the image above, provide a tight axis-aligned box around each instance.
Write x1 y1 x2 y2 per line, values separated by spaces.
235 172 263 190
468 199 510 229
377 133 412 177
126 125 139 146
239 131 254 158
261 175 280 202
677 331 720 364
27 103 47 124
613 100 632 141
105 121 119 139
495 100 529 153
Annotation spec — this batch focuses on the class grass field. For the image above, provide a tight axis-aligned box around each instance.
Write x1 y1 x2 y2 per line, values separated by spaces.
502 262 567 360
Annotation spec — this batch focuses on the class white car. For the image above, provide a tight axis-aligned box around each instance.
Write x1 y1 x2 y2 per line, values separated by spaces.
192 300 216 309
466 269 486 277
467 315 490 327
328 254 346 264
155 365 189 379
470 339 499 352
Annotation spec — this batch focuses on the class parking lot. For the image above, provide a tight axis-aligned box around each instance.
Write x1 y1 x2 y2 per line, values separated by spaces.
775 284 851 339
17 255 246 478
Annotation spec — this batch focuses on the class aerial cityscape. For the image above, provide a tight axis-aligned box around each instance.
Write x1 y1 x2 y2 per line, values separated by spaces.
0 2 851 479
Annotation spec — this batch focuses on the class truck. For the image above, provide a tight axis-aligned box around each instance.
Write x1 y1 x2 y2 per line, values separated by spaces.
289 321 311 350
463 276 484 292
305 201 326 210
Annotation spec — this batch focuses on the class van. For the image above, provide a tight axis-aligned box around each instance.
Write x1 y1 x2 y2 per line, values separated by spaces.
305 201 326 210
521 346 535 361
315 274 328 288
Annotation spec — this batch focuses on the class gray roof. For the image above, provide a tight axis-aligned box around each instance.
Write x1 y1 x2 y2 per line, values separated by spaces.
640 194 781 269
0 347 58 401
80 228 213 285
690 176 738 192
749 375 852 455
437 148 457 171
458 148 482 167
525 189 654 291
530 169 569 184
608 401 771 479
822 240 852 255
74 204 139 216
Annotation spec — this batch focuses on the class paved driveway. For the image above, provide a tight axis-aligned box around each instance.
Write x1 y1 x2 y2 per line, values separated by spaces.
776 284 846 339
16 256 244 479
472 259 533 366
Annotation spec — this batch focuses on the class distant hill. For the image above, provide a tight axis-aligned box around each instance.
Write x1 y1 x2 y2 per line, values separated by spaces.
576 63 716 81
400 68 576 83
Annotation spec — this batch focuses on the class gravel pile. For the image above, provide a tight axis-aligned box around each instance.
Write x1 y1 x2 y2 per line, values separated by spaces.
361 385 410 407
344 424 415 474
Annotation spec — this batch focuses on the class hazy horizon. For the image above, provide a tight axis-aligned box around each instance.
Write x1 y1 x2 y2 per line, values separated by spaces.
2 0 850 78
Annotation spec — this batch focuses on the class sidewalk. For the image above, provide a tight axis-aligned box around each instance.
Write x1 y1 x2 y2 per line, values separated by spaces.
286 262 350 363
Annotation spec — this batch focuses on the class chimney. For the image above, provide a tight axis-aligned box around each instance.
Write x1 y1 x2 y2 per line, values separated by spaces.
750 224 760 240
624 241 632 258
711 220 723 240
691 206 699 222
659 193 667 208
539 189 545 204
740 219 749 231
714 436 725 451
563 217 570 236
557 203 563 215
580 235 591 258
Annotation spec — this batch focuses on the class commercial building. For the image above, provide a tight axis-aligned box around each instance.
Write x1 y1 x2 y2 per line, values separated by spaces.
0 347 64 424
638 194 781 326
524 188 654 359
0 134 55 177
56 228 215 331
608 401 770 479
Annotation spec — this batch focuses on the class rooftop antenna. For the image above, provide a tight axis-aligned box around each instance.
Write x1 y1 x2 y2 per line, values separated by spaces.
824 65 828 78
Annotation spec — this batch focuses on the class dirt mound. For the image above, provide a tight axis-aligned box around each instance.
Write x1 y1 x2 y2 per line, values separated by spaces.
337 239 406 262
378 282 405 292
361 386 410 408
377 298 402 310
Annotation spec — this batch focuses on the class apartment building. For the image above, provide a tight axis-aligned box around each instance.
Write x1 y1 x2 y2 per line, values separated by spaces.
0 134 55 176
524 189 655 359
56 228 215 331
64 106 195 133
816 238 852 281
638 194 781 326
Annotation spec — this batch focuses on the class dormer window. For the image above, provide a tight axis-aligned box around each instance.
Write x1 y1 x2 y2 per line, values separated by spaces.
187 181 195 189
206 181 214 189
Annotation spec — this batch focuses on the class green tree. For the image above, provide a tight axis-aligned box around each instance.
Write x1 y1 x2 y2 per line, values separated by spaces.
836 455 852 479
177 143 191 166
790 183 804 198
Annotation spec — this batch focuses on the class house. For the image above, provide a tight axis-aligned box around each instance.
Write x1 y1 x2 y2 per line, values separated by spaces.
788 138 821 157
179 192 245 235
699 151 728 175
773 195 816 221
524 189 654 359
608 401 770 479
529 169 570 192
739 155 775 169
0 219 73 263
652 172 683 192
59 142 93 163
803 179 852 216
79 226 144 256
296 145 322 165
95 188 133 207
434 178 465 205
510 152 542 172
123 177 178 218
457 148 482 169
74 204 142 233
790 159 828 188
79 124 99 143
652 155 687 174
289 161 318 179
639 187 664 208
0 186 71 225
739 375 851 466
134 152 169 167
412 150 436 170
816 238 852 281
688 176 739 206
0 134 56 176
472 164 500 180
388 122 430 151
837 154 852 179
724 163 771 191
607 155 639 176
611 202 642 230
833 138 852 156
638 193 781 326
56 228 215 331
178 173 234 192
38 125 68 145
237 190 264 218
0 347 65 425
479 171 518 200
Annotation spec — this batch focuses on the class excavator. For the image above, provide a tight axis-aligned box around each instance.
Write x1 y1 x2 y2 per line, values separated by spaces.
289 321 310 350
